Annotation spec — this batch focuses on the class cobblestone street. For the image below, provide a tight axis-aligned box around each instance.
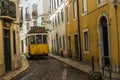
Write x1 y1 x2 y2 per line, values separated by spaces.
11 56 89 80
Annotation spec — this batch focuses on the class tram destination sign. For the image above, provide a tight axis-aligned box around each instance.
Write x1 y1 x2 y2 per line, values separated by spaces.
27 27 47 34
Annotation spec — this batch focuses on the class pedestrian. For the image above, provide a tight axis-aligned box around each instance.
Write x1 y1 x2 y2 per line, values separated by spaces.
60 48 63 57
37 38 42 44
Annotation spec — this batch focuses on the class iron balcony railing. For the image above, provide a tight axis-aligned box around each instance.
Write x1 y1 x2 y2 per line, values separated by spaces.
32 11 38 18
0 0 16 20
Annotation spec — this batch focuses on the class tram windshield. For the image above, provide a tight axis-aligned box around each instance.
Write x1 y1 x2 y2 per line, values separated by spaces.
28 34 47 44
36 35 47 44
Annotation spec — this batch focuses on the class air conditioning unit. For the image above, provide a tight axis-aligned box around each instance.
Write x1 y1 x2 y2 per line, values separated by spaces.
111 0 118 4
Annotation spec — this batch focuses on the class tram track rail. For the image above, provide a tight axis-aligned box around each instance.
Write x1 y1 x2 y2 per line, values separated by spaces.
11 56 90 80
36 58 56 80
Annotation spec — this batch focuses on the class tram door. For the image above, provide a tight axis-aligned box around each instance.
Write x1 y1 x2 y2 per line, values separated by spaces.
4 29 11 71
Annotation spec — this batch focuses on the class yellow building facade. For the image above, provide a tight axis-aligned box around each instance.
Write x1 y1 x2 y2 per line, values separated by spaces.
0 0 21 76
65 0 81 60
78 0 120 72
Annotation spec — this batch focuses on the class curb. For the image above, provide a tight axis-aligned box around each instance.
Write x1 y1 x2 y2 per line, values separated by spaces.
0 54 29 80
49 53 120 80
48 53 91 73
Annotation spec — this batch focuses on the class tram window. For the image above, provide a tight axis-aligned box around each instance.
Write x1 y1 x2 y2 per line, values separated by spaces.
30 35 35 44
43 35 47 44
36 35 42 44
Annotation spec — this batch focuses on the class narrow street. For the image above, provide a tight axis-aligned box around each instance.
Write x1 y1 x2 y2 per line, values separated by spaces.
0 0 120 80
11 56 89 80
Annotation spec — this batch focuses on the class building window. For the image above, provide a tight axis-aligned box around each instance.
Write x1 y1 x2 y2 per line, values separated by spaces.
50 0 54 13
59 36 62 48
66 7 69 23
61 9 64 22
26 7 29 14
83 30 89 51
82 0 87 14
19 0 22 4
57 0 59 7
26 23 29 30
21 40 24 52
52 19 54 28
63 36 65 50
19 7 23 21
52 0 54 12
25 7 30 20
13 31 16 54
98 0 105 4
33 20 37 26
58 14 60 24
73 0 77 19
54 0 56 10
32 4 37 12
55 16 57 26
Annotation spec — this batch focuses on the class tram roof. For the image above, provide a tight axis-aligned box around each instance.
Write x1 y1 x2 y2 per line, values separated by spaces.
27 27 47 34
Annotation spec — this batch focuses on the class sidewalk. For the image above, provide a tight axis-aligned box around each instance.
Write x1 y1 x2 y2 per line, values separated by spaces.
49 53 120 80
0 54 29 80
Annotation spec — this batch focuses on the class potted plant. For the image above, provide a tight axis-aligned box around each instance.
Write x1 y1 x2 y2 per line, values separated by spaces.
89 71 103 80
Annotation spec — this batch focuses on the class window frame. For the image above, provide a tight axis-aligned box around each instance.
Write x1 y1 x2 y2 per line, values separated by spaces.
26 7 29 14
19 7 23 20
13 31 16 54
83 29 89 53
73 0 77 19
33 20 37 26
26 22 29 30
58 14 60 24
54 0 56 10
97 0 106 6
55 16 57 27
82 0 87 15
66 6 70 23
52 19 54 28
61 9 64 22
32 4 37 12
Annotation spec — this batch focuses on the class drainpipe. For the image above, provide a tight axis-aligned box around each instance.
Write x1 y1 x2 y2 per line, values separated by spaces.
77 0 82 61
114 4 120 72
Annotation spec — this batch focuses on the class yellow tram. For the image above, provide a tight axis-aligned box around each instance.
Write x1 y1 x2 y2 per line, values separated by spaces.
26 27 49 58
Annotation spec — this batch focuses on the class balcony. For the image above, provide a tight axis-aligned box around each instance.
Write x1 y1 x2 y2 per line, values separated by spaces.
25 13 30 21
32 11 38 19
0 0 16 21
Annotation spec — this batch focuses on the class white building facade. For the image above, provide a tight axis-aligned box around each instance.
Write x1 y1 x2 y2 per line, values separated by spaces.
50 0 67 56
19 0 50 53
